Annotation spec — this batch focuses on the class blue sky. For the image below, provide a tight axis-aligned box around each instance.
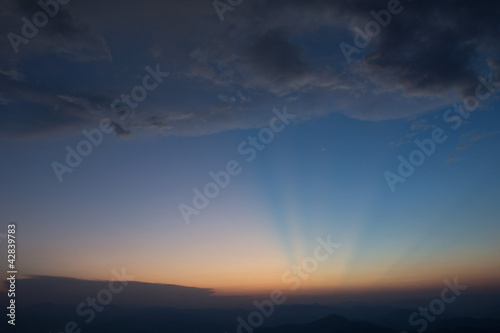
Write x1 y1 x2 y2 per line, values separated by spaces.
1 0 499 301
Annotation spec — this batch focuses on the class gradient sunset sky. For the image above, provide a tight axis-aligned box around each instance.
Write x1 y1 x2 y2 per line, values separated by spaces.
1 0 499 301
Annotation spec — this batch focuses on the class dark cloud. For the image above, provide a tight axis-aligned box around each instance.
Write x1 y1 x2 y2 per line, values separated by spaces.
0 74 102 138
361 0 500 97
0 0 111 62
2 275 247 308
252 0 500 97
1 0 499 139
247 30 308 83
111 121 132 137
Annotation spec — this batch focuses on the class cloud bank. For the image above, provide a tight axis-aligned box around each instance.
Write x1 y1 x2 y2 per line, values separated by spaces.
1 0 499 139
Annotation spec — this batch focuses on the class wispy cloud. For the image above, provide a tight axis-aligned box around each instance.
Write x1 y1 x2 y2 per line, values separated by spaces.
1 0 499 139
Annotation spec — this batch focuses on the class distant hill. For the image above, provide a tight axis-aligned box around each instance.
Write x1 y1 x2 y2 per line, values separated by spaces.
255 313 500 333
2 303 500 333
256 313 397 333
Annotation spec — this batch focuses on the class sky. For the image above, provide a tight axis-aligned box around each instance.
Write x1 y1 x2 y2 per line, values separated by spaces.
0 0 500 305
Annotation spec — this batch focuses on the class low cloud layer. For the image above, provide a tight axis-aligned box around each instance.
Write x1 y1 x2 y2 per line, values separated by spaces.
2 275 247 308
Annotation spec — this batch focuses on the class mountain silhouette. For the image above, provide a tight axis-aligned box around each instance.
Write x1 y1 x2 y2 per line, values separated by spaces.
3 303 500 333
256 313 397 333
